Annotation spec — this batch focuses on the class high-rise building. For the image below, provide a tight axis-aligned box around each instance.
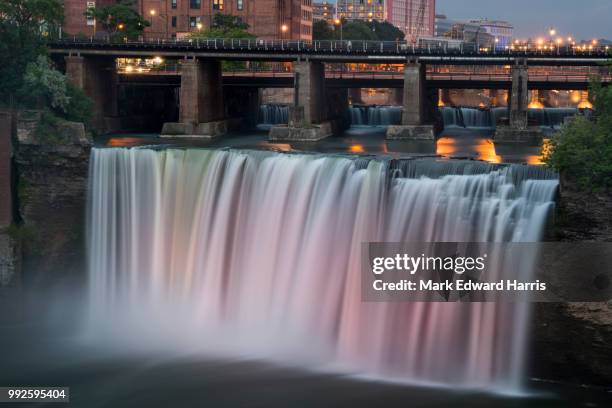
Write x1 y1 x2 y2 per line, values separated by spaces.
62 0 313 41
336 0 386 22
312 1 336 22
387 0 435 39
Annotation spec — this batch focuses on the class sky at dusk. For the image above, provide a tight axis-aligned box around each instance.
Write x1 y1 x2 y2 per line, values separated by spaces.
436 0 612 40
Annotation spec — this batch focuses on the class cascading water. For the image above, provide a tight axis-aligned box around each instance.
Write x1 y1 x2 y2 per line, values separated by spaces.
87 148 558 392
440 107 496 130
349 106 402 126
528 107 578 129
259 104 289 125
440 107 579 132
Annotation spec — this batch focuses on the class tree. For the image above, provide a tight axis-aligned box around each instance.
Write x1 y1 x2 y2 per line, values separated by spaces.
313 20 334 40
190 13 254 40
0 0 63 105
190 14 255 70
545 75 612 191
85 0 149 40
312 19 405 42
370 20 405 42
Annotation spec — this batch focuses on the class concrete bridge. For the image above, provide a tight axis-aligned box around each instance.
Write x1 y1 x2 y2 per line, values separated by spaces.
49 38 611 142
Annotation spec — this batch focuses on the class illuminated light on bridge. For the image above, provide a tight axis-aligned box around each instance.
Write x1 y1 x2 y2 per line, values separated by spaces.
577 91 593 109
528 91 545 109
349 144 365 153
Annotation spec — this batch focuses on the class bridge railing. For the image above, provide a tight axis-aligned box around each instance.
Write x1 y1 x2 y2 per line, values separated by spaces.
52 36 612 57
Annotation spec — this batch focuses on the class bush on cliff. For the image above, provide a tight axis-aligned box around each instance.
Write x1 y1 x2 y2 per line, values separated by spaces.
545 78 612 192
21 56 93 124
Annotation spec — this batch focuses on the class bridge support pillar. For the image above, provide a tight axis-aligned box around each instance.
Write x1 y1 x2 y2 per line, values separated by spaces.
270 60 341 141
386 61 434 140
65 56 120 133
495 61 543 145
162 59 227 138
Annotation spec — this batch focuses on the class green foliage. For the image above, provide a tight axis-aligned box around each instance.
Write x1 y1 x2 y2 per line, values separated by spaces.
545 78 612 191
313 19 405 42
18 56 93 123
22 55 71 111
0 0 63 106
64 83 94 123
313 20 334 40
190 14 254 70
85 0 150 40
34 110 65 144
190 14 254 40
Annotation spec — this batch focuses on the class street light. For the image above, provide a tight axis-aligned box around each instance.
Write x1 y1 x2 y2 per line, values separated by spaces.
281 24 288 39
334 18 343 41
196 22 203 31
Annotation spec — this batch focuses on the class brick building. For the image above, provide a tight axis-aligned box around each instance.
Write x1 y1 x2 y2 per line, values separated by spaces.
62 0 313 40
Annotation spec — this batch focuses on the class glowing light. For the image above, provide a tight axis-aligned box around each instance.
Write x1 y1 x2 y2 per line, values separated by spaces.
349 144 365 153
125 65 134 73
149 9 156 16
577 91 593 109
153 56 163 64
281 24 289 33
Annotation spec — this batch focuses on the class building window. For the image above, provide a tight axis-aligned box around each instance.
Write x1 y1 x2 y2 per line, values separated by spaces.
171 16 177 27
190 0 201 9
189 16 201 27
213 0 224 10
237 0 243 10
171 0 177 9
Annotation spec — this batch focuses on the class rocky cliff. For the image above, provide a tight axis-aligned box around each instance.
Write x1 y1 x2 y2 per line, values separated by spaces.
12 111 92 289
530 178 612 386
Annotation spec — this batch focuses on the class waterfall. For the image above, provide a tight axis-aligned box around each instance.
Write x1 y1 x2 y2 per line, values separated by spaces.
349 106 402 126
259 104 289 125
87 148 558 391
528 108 578 129
440 107 496 130
441 107 578 131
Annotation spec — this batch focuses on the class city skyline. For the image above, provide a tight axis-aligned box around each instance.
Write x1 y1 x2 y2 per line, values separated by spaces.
437 0 612 40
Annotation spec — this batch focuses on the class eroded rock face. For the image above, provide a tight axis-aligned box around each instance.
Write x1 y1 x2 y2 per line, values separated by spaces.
531 302 612 386
13 113 92 287
530 177 612 386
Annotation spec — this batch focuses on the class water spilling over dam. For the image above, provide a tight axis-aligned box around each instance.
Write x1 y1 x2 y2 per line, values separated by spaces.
87 148 558 391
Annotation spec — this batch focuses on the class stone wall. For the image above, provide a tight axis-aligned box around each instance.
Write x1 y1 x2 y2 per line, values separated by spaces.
530 178 612 386
12 112 92 287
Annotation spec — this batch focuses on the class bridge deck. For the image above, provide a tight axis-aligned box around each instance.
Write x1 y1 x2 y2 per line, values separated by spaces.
49 38 611 66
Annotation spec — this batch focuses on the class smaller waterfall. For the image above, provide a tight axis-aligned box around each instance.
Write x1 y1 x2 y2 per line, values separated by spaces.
259 104 289 125
440 107 496 130
528 108 578 130
440 107 580 132
349 106 402 126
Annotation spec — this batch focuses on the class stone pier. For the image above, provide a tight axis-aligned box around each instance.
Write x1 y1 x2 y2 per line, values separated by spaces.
270 60 342 142
495 60 543 145
162 59 227 138
386 61 435 140
65 55 120 133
